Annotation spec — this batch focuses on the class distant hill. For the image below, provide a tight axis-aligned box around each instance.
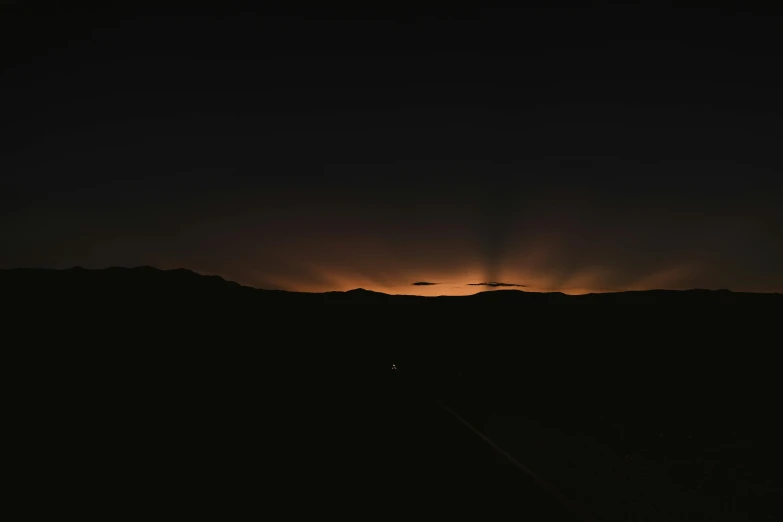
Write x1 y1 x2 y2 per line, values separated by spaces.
4 265 779 395
5 266 781 522
2 265 781 306
3 265 778 383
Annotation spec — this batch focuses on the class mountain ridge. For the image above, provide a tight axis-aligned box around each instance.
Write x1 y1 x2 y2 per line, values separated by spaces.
1 265 780 300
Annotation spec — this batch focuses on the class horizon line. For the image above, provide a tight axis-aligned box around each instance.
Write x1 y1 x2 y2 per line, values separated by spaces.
2 265 781 296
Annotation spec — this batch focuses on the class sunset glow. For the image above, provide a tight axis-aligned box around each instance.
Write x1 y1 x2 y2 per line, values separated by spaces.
2 6 781 296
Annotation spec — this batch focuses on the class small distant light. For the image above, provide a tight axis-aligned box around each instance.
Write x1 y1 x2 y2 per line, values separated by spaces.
391 364 397 371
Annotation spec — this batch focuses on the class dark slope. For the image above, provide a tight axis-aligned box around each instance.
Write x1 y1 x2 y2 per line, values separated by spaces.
4 267 782 520
3 266 782 306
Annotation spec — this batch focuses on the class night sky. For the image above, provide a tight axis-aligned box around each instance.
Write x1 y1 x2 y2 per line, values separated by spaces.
2 4 782 295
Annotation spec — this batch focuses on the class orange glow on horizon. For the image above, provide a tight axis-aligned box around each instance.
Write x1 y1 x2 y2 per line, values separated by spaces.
252 265 632 296
165 234 766 296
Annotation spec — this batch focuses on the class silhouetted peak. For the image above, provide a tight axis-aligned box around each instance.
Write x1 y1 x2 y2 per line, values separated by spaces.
346 288 383 294
2 267 781 306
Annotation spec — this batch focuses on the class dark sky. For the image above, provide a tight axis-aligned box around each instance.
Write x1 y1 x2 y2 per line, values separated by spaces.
2 4 782 294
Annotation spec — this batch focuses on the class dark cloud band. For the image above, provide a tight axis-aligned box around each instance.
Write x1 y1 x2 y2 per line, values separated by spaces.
467 282 526 287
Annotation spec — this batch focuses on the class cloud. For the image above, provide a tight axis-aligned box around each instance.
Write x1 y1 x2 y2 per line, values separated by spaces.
467 281 527 287
411 281 440 286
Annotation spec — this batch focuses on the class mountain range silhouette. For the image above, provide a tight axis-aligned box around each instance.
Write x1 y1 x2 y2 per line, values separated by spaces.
5 266 781 520
2 265 781 305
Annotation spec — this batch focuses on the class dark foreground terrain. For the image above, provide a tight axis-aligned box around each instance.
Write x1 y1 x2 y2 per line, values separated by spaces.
5 267 782 520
